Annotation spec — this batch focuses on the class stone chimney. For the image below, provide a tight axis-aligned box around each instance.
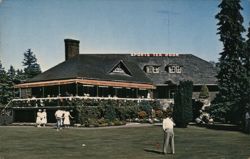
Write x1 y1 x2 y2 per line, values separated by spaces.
64 39 80 61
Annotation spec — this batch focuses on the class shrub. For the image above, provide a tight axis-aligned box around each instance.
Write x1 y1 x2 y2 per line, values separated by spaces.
199 85 210 99
139 101 153 115
87 118 98 127
104 104 116 121
138 111 147 119
155 110 163 118
173 80 193 128
151 100 161 110
192 100 204 120
124 106 139 119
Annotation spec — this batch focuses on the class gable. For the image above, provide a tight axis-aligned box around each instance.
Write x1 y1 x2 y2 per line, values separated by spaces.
109 60 132 76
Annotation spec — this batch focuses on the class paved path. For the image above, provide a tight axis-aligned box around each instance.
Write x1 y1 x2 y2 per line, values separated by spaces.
0 122 156 129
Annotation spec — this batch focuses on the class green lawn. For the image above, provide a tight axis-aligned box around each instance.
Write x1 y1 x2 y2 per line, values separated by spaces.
0 125 250 159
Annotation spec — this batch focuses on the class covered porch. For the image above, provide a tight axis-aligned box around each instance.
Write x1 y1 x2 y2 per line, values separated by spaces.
14 78 155 99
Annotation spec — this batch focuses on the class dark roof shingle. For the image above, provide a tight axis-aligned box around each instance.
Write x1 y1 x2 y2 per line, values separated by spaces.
27 54 217 85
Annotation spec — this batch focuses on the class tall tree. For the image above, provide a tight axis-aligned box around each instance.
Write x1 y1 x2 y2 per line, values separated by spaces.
0 61 9 105
242 24 250 111
15 69 26 83
22 49 41 79
7 65 16 82
213 0 246 123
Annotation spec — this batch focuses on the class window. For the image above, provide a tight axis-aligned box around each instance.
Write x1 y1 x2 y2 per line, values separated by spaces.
169 66 176 73
145 66 153 73
144 66 160 73
167 65 182 73
153 66 160 73
176 66 182 73
113 64 124 73
110 61 132 76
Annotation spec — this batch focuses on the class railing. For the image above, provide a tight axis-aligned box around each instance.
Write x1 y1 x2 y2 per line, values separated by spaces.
11 96 155 102
2 96 174 110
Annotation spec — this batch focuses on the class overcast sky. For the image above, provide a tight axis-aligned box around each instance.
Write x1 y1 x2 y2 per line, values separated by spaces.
0 0 250 71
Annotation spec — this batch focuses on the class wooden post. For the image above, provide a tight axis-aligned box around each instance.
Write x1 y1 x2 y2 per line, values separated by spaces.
42 87 45 98
96 86 98 97
76 83 78 96
19 88 21 98
58 85 61 96
115 88 117 97
136 88 138 98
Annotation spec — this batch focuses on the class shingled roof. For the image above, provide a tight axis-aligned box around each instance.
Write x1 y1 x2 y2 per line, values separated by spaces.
27 54 153 84
26 54 217 86
126 54 217 85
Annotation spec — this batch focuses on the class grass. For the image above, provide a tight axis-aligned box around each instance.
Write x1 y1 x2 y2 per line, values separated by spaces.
0 125 250 159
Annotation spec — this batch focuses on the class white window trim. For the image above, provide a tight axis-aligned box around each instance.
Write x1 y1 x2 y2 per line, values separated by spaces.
145 66 160 74
168 65 182 73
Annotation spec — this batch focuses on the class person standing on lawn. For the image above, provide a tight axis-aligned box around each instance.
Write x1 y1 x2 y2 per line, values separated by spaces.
162 113 175 154
63 110 74 128
36 109 42 127
41 109 47 127
55 109 64 131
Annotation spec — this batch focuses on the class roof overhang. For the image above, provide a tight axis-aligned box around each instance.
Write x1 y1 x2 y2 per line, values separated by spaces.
14 79 156 89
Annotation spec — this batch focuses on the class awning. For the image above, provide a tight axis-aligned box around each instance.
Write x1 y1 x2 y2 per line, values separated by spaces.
14 79 156 89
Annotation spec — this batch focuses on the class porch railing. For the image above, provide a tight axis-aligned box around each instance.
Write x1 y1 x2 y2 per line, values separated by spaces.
2 96 174 110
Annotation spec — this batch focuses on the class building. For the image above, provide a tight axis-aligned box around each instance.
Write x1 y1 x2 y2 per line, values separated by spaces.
11 39 217 122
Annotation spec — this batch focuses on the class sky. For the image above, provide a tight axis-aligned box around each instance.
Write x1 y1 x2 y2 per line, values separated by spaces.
0 0 250 71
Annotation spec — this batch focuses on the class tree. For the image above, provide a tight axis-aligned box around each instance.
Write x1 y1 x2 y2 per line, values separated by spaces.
15 69 26 83
22 49 41 79
0 61 9 105
212 0 246 124
7 65 16 81
199 85 210 99
173 81 193 128
242 23 250 111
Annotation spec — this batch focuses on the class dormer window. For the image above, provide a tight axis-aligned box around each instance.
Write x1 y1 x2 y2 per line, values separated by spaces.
109 61 132 76
113 64 124 73
166 65 182 73
144 66 160 73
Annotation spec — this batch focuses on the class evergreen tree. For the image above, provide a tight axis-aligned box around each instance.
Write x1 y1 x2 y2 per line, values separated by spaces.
22 49 41 79
0 61 9 105
173 81 193 128
212 0 246 123
7 66 16 81
199 85 210 99
242 24 250 111
15 69 26 83
7 66 20 100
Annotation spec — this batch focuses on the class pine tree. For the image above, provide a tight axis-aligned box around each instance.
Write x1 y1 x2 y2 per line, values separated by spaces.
0 61 8 105
22 49 41 79
16 69 26 83
213 0 246 123
7 66 16 81
7 66 18 100
242 24 250 111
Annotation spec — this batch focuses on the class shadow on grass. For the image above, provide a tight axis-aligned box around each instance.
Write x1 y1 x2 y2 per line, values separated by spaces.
144 148 163 155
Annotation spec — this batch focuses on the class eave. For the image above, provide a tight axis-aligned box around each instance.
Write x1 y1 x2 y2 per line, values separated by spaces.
14 78 156 89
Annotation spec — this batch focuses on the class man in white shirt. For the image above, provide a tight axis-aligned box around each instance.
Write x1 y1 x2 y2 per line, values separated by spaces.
55 109 64 131
162 114 175 154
